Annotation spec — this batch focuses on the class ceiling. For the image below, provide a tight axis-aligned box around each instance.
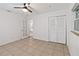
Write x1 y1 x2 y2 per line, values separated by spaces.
0 3 72 15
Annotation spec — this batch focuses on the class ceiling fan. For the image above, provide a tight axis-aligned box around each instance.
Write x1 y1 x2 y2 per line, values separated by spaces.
14 3 32 13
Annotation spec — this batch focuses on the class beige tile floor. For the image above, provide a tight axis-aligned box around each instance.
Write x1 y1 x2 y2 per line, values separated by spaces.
0 38 70 56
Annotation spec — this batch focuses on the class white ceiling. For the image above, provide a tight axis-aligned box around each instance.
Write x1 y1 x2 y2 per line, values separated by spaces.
0 3 72 15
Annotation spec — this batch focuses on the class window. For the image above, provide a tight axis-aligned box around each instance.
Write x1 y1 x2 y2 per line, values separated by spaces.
72 3 79 31
76 9 79 19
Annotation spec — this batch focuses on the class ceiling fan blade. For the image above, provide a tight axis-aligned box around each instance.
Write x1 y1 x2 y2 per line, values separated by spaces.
28 6 39 14
26 8 32 13
14 3 32 13
14 7 24 9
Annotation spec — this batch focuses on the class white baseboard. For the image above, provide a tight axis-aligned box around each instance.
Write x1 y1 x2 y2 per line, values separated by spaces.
33 36 48 41
0 35 30 46
21 35 30 39
0 38 20 46
0 35 48 46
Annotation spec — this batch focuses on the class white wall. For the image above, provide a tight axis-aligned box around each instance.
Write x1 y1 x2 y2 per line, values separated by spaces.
0 9 27 45
68 31 79 56
33 14 48 41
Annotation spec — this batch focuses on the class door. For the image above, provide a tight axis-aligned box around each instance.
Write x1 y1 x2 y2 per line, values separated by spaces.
48 15 67 44
48 17 57 42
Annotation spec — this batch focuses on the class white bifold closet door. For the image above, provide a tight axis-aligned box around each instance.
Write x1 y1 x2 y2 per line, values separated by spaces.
48 15 67 44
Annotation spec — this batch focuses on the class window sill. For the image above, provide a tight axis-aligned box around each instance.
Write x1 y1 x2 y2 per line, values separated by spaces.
71 30 79 36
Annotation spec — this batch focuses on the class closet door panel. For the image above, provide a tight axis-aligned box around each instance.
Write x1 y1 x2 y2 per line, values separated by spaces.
56 16 66 43
48 15 66 44
48 17 57 42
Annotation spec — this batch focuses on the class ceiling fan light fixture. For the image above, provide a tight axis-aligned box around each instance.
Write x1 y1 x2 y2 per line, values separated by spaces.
22 9 28 12
25 4 28 6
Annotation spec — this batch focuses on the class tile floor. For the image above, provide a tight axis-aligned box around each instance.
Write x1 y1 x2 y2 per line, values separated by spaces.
0 38 70 56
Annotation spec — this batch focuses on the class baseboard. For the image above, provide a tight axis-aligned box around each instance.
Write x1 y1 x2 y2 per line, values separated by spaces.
0 35 47 46
33 36 48 41
67 45 71 56
0 38 20 46
0 35 30 46
21 35 30 39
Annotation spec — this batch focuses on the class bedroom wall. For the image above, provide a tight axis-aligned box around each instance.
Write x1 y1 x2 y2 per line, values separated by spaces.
0 9 27 45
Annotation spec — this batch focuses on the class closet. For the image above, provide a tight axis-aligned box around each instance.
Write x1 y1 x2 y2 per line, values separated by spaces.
48 15 67 44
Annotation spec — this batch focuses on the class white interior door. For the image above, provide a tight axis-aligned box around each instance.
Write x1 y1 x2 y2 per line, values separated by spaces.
56 16 66 44
48 15 67 44
48 17 57 42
